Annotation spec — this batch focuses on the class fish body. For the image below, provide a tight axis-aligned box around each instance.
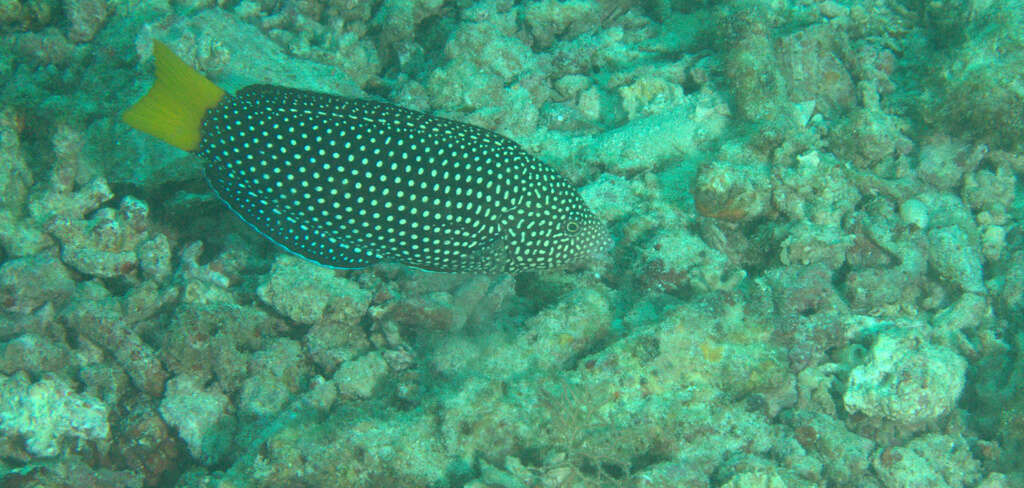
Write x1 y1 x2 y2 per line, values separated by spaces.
125 41 610 273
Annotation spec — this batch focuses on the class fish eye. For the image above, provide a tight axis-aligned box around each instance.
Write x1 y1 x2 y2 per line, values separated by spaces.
564 220 580 234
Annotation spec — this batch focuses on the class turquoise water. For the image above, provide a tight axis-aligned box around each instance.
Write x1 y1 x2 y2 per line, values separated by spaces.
0 0 1021 486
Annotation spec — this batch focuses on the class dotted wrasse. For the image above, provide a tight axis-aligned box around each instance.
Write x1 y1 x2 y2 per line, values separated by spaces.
123 41 611 274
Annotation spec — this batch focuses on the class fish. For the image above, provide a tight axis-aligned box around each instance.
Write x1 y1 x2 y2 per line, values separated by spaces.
123 41 611 273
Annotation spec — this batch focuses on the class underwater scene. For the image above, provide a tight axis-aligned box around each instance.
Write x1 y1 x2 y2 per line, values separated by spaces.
0 0 1022 486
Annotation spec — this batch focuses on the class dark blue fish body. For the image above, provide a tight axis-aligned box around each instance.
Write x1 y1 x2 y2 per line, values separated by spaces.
199 85 609 273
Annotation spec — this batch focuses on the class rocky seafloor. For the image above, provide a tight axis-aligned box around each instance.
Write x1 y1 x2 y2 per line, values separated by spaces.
0 0 1022 486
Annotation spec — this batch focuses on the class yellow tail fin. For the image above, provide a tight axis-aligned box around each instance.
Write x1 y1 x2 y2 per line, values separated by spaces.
122 40 226 151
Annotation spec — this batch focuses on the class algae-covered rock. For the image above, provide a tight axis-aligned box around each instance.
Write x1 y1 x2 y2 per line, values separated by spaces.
772 150 860 227
916 136 984 190
924 3 1024 149
618 75 687 120
333 351 389 399
720 472 788 488
927 225 984 293
162 302 279 395
158 374 235 465
521 0 600 49
64 0 108 42
962 165 1016 214
0 107 32 216
1001 251 1024 324
779 222 854 270
238 338 311 417
829 106 905 170
578 173 646 223
781 410 875 485
638 226 745 294
257 255 371 327
578 91 729 175
0 334 75 377
509 286 613 372
844 327 966 423
694 159 771 222
46 196 167 280
776 23 856 119
109 402 182 487
716 3 786 121
0 254 75 314
871 434 981 488
0 372 110 457
238 375 291 418
258 255 373 372
0 0 58 31
61 290 172 396
1 0 1017 485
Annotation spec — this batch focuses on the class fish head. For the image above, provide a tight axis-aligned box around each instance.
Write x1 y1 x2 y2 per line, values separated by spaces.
504 174 613 273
